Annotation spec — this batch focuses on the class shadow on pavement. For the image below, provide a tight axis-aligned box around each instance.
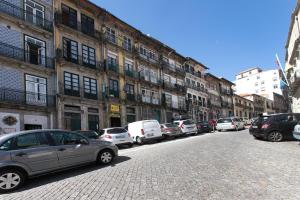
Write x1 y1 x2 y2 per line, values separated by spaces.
16 156 131 192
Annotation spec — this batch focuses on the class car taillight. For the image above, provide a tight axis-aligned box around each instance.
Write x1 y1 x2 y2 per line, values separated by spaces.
262 124 269 129
141 129 144 135
180 124 184 129
105 135 112 139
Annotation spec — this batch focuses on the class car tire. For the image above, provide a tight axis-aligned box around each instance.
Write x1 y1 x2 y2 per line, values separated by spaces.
0 169 26 193
97 149 114 164
128 143 133 148
136 136 143 145
267 131 283 142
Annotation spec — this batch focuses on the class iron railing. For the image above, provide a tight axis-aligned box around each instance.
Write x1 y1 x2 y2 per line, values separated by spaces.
104 33 133 52
0 88 55 107
0 42 54 68
0 0 53 32
126 93 136 101
124 69 138 78
109 90 119 98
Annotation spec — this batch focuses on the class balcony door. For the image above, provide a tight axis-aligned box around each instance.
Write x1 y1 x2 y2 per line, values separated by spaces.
24 35 45 66
25 0 45 26
25 74 47 106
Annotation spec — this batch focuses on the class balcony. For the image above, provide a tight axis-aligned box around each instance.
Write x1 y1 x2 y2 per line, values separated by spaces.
163 82 176 90
137 51 159 64
220 88 232 95
54 12 102 40
139 95 160 105
185 69 201 78
105 34 133 52
0 0 53 32
84 92 98 100
139 74 161 86
109 90 119 98
126 93 136 101
106 62 119 73
0 42 54 69
162 61 185 76
0 88 55 108
124 69 138 79
57 49 102 70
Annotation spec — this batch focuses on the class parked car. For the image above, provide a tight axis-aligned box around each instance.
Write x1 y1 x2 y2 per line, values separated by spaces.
0 129 118 192
173 119 197 136
75 130 101 140
293 122 300 140
127 120 162 144
160 123 182 138
196 121 212 133
249 113 300 142
241 117 251 125
100 128 133 147
216 118 244 131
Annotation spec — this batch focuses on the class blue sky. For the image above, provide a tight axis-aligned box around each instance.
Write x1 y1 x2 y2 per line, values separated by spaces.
91 0 295 81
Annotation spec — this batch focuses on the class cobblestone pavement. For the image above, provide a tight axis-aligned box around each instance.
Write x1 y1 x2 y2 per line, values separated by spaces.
2 130 300 200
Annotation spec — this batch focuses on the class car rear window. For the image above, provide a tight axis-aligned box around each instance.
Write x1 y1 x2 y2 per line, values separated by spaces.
107 128 127 134
217 118 232 123
183 120 193 125
164 123 177 128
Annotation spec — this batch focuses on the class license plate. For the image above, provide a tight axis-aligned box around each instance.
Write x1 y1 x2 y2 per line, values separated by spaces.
147 133 154 137
252 126 258 128
203 126 207 128
116 135 125 139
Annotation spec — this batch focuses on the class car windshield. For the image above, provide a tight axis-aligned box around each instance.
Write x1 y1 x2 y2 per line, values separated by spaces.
164 123 177 128
217 118 232 123
183 120 193 125
107 128 127 134
77 131 99 139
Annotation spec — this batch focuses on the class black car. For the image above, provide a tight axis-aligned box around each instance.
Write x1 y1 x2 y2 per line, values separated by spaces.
196 121 212 134
249 113 300 142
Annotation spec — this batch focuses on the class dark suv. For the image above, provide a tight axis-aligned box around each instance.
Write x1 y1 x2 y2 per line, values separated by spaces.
249 113 300 142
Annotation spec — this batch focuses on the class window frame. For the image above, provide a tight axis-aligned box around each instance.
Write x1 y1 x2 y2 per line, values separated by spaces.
83 76 97 99
64 72 80 97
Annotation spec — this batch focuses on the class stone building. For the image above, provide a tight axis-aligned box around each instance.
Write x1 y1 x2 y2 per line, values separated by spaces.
205 73 222 120
233 94 254 118
219 78 234 117
0 0 56 133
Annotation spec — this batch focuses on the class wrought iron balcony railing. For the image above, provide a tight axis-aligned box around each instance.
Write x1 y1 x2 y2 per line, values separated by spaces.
105 33 133 52
0 42 54 69
126 93 136 101
109 90 119 98
0 0 53 32
0 88 55 107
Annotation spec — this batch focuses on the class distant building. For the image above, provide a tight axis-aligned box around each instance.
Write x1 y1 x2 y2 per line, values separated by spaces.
233 94 254 118
235 67 283 101
242 94 266 117
219 78 235 118
205 73 222 120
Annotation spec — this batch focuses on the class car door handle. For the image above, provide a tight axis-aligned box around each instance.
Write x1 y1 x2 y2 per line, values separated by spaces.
15 152 27 157
58 148 66 151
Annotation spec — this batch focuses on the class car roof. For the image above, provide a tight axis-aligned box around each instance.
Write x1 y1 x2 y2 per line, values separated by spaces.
102 127 126 131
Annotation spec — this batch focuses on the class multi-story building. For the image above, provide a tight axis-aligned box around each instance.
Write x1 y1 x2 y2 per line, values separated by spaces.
273 92 288 113
235 67 285 101
242 94 266 117
0 0 56 134
285 1 300 112
233 94 254 118
219 78 234 117
264 98 275 114
205 73 222 120
185 58 209 122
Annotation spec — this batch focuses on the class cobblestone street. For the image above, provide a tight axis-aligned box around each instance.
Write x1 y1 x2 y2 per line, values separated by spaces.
2 130 300 200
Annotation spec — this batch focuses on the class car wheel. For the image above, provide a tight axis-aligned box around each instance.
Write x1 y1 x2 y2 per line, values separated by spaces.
268 131 283 142
136 136 143 145
0 169 26 193
97 149 114 164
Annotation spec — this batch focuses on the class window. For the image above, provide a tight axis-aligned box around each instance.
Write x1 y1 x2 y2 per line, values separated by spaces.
273 77 278 81
49 132 86 146
109 79 119 97
149 50 157 60
261 81 265 85
63 38 78 63
15 133 48 149
261 87 265 92
106 27 116 43
25 0 45 26
64 72 80 96
125 84 134 94
82 45 96 68
25 74 47 105
81 14 94 35
0 139 13 151
61 4 77 29
24 35 46 66
84 77 97 99
257 76 260 79
125 60 133 71
186 78 191 85
123 36 132 51
139 46 147 56
107 55 117 66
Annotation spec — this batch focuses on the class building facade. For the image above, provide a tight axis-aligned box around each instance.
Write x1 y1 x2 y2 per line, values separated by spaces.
205 73 222 120
233 94 254 118
285 1 300 112
219 78 234 118
243 94 266 117
185 58 209 122
0 0 56 134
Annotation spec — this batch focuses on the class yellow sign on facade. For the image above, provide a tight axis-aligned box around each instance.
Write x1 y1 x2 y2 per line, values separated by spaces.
111 104 120 113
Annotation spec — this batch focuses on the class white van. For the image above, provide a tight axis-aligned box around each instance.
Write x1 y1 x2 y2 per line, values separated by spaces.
127 120 162 144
